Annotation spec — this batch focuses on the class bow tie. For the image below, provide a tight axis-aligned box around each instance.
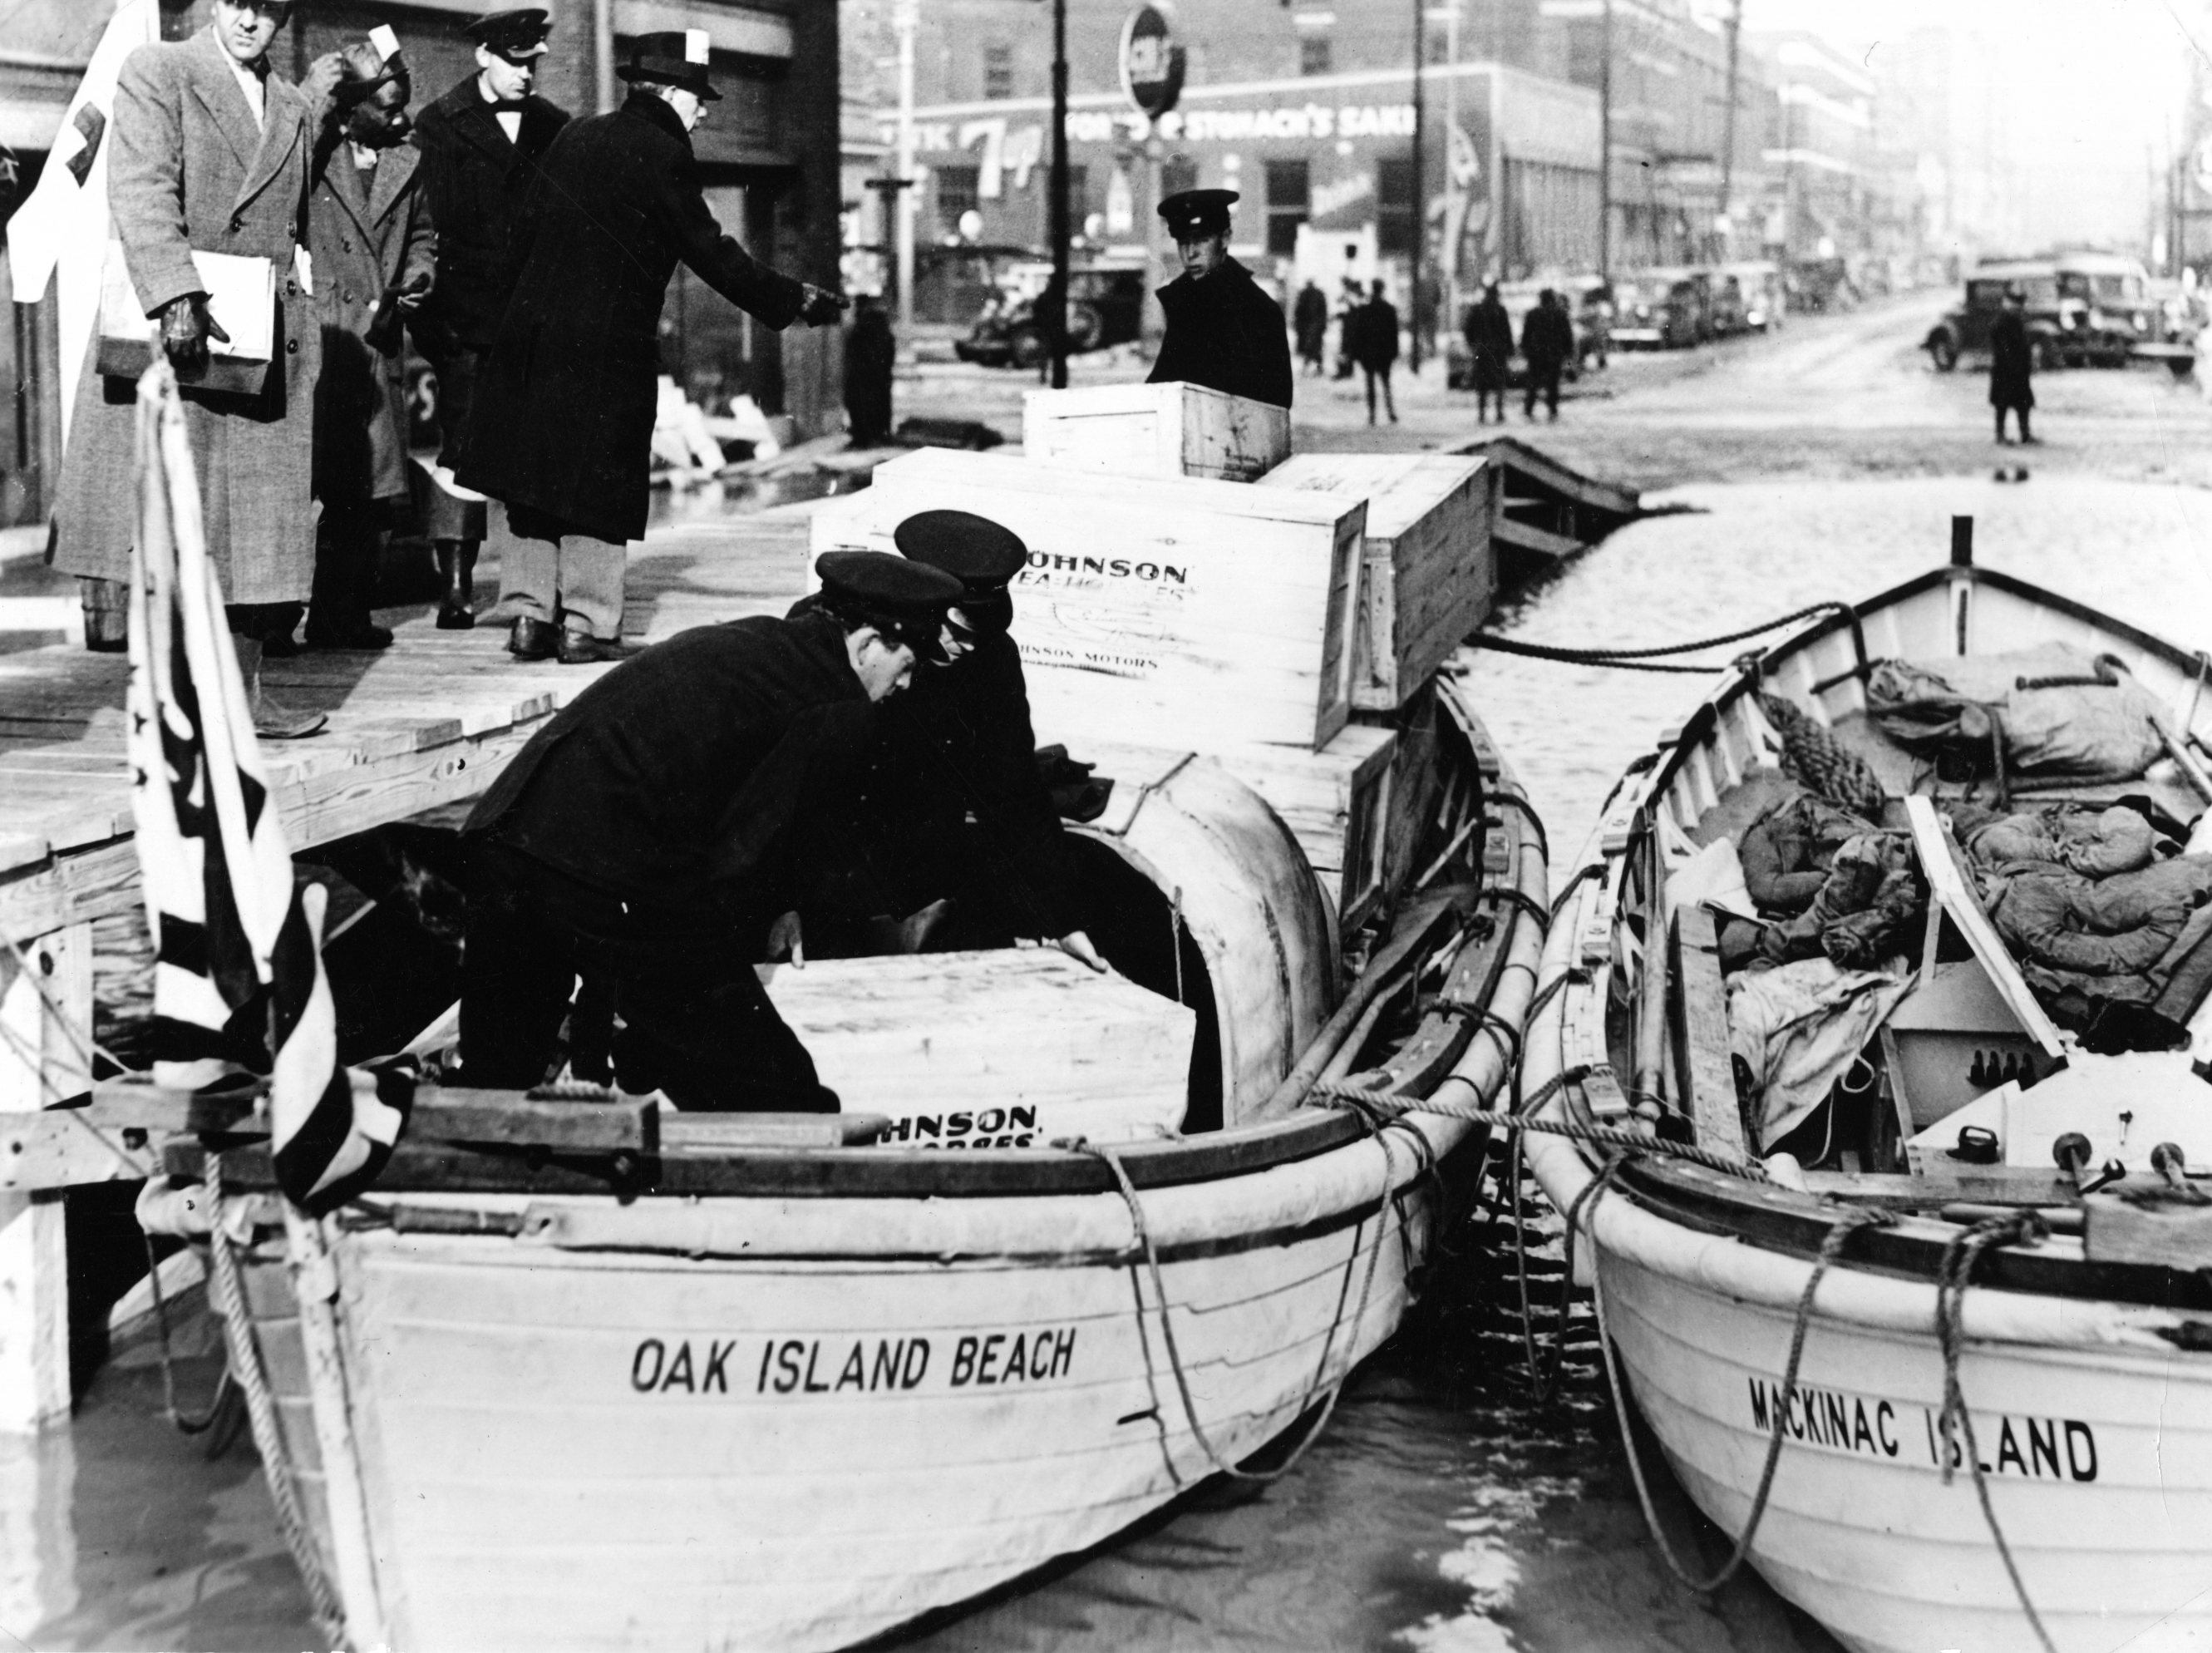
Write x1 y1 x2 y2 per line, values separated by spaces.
486 98 526 114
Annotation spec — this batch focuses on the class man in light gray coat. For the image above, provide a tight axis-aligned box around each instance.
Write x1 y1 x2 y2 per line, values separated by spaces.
52 0 337 736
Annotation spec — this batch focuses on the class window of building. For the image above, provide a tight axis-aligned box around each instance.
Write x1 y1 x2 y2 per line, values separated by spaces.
1264 159 1309 256
1377 153 1415 254
1299 35 1331 76
983 43 1014 100
935 165 980 234
1161 155 1198 200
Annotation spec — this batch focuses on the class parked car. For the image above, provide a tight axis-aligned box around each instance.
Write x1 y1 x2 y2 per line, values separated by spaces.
1786 256 1858 315
1609 266 1709 348
1714 261 1785 333
2052 253 2156 367
1446 275 1611 388
954 260 1149 368
1924 259 2067 373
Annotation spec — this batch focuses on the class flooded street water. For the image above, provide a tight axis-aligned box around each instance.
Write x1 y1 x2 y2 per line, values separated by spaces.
14 303 2212 1651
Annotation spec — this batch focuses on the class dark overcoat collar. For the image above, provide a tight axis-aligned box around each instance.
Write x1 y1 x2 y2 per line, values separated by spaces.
621 89 692 149
435 76 564 170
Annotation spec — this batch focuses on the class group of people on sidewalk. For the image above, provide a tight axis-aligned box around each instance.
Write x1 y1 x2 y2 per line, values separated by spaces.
49 1 841 735
1461 284 1578 424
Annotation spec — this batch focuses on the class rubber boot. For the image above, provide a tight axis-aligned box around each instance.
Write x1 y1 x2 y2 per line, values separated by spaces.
232 633 328 740
436 539 478 630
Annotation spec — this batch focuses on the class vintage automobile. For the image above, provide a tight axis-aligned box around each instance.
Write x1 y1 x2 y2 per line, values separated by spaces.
1924 260 2068 373
1714 260 1785 333
1446 276 1611 388
955 260 1149 368
1609 266 1709 348
2053 252 2157 367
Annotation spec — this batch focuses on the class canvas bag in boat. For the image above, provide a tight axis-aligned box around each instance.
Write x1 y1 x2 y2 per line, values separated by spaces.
96 239 276 397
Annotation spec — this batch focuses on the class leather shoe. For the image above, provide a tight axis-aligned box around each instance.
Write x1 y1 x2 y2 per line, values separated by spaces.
558 628 633 665
508 616 559 660
305 620 394 651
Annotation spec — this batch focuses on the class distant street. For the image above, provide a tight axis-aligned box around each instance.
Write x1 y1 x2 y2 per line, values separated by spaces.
897 292 2212 495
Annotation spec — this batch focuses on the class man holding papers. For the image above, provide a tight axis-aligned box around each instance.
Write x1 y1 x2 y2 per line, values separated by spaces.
50 0 338 737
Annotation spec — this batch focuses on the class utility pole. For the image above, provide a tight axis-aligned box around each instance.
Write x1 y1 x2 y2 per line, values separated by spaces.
1597 0 1612 281
1409 0 1424 371
1718 0 1741 260
1048 0 1072 387
894 0 919 331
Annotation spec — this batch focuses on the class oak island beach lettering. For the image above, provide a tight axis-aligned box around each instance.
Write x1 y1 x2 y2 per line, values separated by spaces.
623 1330 1079 1395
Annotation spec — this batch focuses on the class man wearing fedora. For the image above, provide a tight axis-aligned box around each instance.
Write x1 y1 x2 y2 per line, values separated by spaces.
411 7 569 639
456 30 846 664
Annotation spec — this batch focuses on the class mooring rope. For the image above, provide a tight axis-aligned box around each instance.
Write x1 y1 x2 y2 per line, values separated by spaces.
203 1157 347 1646
1936 1211 2059 1653
1071 1131 1397 1486
140 1232 232 1438
1472 602 1855 675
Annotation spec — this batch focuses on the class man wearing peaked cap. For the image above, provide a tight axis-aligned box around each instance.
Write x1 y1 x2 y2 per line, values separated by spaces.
781 511 1106 975
1147 188 1293 409
411 4 569 639
454 28 847 664
457 551 960 1111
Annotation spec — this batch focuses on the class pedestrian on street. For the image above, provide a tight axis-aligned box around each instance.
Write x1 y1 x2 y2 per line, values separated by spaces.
457 550 963 1108
1352 279 1399 425
411 7 569 637
1521 288 1574 421
1989 283 2037 445
1333 274 1362 379
304 35 433 654
50 0 341 736
844 293 896 447
455 32 846 665
1465 281 1514 424
1146 189 1293 409
1293 279 1329 377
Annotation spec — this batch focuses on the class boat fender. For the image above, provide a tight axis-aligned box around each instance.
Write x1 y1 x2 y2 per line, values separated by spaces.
1761 1151 1809 1192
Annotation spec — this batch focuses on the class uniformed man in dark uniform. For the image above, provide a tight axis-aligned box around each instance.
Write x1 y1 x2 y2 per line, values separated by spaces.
786 511 1104 973
411 6 569 638
456 551 963 1110
1146 188 1293 409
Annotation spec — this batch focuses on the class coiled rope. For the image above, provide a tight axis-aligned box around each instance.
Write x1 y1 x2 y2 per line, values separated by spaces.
1473 602 1855 675
1071 1131 1397 1485
203 1157 347 1646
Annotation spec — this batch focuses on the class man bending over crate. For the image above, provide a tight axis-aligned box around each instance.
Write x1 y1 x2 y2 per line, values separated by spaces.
456 551 962 1109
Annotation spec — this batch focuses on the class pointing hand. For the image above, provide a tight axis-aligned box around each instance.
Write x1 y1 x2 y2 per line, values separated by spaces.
798 284 850 328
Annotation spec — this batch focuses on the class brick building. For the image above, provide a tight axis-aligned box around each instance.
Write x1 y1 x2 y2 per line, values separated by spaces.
2 0 843 527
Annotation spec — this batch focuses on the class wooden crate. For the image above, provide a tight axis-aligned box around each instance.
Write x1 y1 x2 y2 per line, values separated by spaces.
1259 454 1495 710
1022 382 1292 482
759 949 1195 1145
810 447 1364 752
1214 726 1395 930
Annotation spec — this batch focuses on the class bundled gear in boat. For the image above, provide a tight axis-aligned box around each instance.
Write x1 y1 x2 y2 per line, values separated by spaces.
1756 831 1923 971
1865 644 2171 783
1757 693 1888 819
456 551 962 1108
1980 854 2212 1009
1738 788 1875 915
1727 959 1914 1148
1962 802 2158 880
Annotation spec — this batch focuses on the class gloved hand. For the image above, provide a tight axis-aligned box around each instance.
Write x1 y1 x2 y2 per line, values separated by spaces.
160 294 229 373
797 283 850 328
766 910 805 969
299 51 346 114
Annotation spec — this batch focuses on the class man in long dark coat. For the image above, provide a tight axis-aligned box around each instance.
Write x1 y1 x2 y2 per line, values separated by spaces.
52 0 338 734
1989 284 2037 445
1520 288 1574 422
455 31 845 664
1145 188 1293 409
843 293 895 447
1352 279 1400 424
1293 279 1329 377
457 550 963 1108
1465 282 1514 424
411 7 569 639
306 36 433 651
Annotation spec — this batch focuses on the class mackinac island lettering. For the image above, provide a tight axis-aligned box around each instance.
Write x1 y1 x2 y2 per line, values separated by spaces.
1746 1377 2097 1481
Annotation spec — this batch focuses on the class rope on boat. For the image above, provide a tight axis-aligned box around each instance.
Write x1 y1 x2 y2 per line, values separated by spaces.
1472 603 1857 675
1071 1132 1396 1486
140 1232 235 1440
203 1156 348 1646
1549 861 1604 921
1484 787 1550 868
1592 1197 1895 1594
1936 1212 2059 1653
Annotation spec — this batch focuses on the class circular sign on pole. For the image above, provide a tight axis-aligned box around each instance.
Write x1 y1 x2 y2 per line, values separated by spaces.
1120 4 1185 120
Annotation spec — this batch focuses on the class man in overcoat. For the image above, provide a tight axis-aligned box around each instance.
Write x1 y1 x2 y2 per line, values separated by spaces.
843 293 895 448
305 36 433 650
1520 288 1575 422
1293 279 1329 377
455 31 846 664
410 7 569 636
1145 189 1293 409
456 550 963 1109
52 0 338 736
1989 284 2037 445
1465 282 1514 424
1352 279 1400 424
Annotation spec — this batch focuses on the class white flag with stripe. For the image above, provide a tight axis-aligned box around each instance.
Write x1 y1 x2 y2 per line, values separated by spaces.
126 364 411 1211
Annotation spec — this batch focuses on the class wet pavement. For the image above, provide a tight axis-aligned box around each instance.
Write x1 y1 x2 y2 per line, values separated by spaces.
12 294 2212 1652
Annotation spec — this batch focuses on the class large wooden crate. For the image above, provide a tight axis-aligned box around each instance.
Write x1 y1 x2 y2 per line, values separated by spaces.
1214 725 1395 931
1259 454 1495 710
760 949 1195 1145
810 447 1364 752
1022 382 1292 482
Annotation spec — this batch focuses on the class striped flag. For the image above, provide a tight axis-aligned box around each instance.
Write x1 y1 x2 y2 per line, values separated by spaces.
126 365 411 1212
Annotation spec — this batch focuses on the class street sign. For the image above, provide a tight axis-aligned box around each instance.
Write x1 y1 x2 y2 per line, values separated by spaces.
1119 4 1185 120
